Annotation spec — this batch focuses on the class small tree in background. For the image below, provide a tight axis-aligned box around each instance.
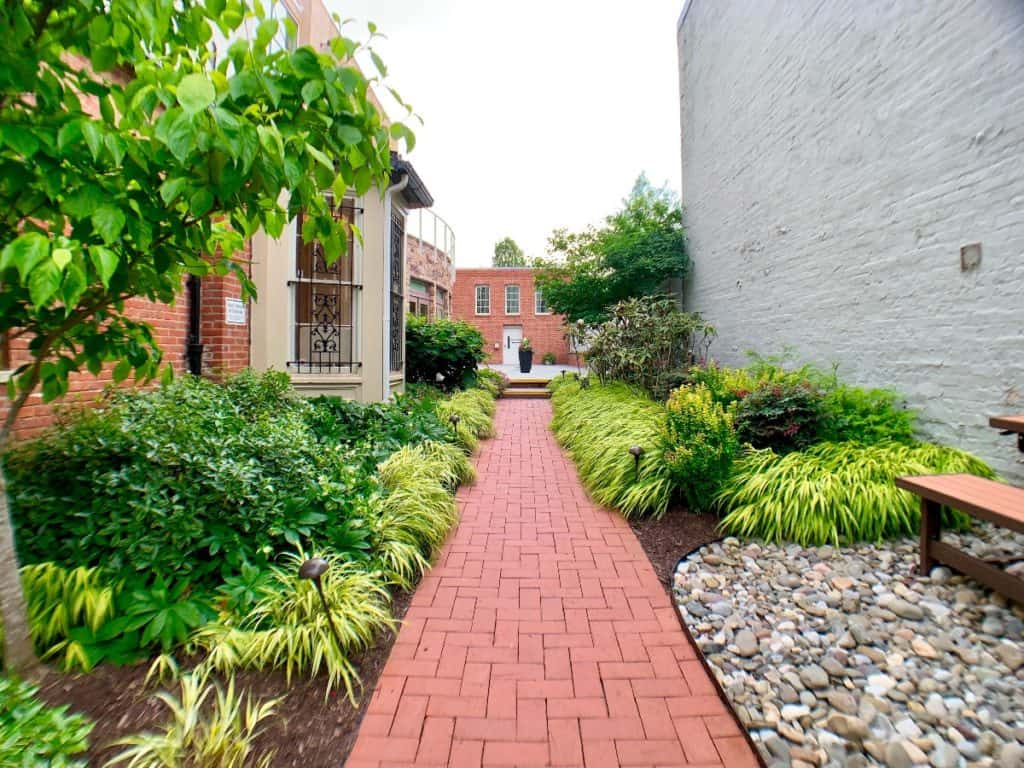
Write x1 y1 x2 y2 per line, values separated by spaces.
0 0 412 673
492 236 526 267
535 174 689 323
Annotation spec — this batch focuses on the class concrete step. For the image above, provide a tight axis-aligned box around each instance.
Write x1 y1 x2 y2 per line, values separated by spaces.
502 387 551 399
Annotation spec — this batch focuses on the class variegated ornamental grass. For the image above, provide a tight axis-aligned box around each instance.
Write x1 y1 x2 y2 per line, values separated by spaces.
436 387 497 452
717 441 997 546
550 379 675 517
105 671 278 768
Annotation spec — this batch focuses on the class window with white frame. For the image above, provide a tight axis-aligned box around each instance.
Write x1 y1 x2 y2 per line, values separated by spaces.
475 285 490 315
535 287 548 314
505 285 520 315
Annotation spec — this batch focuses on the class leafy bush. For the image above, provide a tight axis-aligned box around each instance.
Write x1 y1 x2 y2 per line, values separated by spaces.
585 296 715 400
541 352 557 365
105 671 277 768
5 371 379 589
405 315 487 391
192 552 394 700
717 441 996 546
732 380 827 453
822 385 915 444
0 676 92 767
305 392 450 471
664 385 738 511
550 380 674 517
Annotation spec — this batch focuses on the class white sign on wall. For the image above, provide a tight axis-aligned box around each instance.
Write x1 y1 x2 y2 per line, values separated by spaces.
225 298 247 325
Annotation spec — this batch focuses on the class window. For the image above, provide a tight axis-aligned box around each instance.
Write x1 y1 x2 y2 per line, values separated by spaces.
535 287 548 314
389 210 404 372
290 197 358 373
267 0 297 53
436 288 448 318
505 285 520 315
475 285 490 315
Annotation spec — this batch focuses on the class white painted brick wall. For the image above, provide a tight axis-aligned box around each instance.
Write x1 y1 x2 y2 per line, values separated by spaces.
677 0 1024 482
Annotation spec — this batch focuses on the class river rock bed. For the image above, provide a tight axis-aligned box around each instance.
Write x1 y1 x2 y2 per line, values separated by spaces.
673 527 1024 768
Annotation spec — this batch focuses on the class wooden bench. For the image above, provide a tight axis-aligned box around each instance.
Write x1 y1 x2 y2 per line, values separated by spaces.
895 473 1024 604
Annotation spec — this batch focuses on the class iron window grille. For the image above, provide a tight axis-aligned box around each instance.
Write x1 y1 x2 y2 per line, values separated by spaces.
505 284 520 314
389 209 405 372
475 285 490 314
288 198 361 373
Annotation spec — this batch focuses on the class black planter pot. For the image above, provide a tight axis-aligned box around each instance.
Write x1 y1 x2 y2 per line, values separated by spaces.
518 349 534 374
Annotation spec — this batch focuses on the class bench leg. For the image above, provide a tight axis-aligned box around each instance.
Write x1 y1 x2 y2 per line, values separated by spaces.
920 498 941 575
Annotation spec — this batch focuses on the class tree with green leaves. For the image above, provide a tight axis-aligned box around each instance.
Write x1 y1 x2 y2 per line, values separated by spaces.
0 0 412 673
492 236 525 267
534 174 688 323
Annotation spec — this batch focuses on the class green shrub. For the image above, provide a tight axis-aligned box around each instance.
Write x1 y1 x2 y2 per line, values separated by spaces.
732 380 827 453
550 380 674 517
717 441 996 546
105 671 277 768
405 315 487 391
0 676 92 767
541 352 557 365
664 385 738 511
193 552 394 701
585 296 715 400
4 371 379 589
822 385 916 444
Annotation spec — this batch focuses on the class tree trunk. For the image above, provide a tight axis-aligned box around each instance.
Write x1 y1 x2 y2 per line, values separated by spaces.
0 434 37 674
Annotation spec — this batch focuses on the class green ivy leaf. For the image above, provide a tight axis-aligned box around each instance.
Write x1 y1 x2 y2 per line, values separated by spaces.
89 246 119 288
92 205 127 243
337 125 362 146
29 259 62 306
1 232 51 281
177 73 216 115
51 247 72 270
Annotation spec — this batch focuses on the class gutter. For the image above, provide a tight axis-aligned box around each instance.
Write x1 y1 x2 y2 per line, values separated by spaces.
677 0 694 30
382 173 410 402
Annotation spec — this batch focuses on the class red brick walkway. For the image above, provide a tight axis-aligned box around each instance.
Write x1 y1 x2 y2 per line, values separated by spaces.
347 399 758 767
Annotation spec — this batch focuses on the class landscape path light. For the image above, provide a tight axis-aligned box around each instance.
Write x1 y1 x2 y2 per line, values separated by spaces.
449 414 460 428
629 445 645 473
298 557 345 653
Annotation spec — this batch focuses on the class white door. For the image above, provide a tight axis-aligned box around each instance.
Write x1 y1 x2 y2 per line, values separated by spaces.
502 326 523 365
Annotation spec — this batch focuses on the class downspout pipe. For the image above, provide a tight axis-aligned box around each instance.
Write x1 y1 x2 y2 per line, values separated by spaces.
382 173 410 402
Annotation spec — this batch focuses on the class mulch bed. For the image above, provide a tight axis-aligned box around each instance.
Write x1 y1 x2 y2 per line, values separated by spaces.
630 506 722 589
36 589 412 767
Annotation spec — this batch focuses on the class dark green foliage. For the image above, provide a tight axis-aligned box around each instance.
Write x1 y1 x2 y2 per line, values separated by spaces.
0 677 92 767
585 296 715 400
405 316 487 391
732 380 827 453
474 368 509 398
822 385 916 444
306 392 451 471
718 442 996 545
4 371 378 588
664 385 738 511
550 379 674 517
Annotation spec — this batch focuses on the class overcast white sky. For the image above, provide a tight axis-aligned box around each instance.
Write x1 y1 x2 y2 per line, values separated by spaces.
328 0 684 267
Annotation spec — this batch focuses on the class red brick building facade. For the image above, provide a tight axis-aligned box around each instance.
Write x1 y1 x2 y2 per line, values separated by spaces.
451 268 571 365
1 268 252 441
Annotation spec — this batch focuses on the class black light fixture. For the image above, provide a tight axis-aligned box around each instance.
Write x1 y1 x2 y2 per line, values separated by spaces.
629 445 644 472
298 557 345 651
449 414 460 428
580 376 590 389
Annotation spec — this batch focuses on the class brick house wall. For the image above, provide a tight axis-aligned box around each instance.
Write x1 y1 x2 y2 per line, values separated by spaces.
677 0 1024 482
451 268 571 365
1 261 252 442
406 234 452 319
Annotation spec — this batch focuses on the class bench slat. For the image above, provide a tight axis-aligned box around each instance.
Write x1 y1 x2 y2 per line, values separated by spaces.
895 474 1024 534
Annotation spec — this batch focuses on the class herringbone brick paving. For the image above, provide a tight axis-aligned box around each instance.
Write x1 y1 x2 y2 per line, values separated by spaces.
346 399 758 767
